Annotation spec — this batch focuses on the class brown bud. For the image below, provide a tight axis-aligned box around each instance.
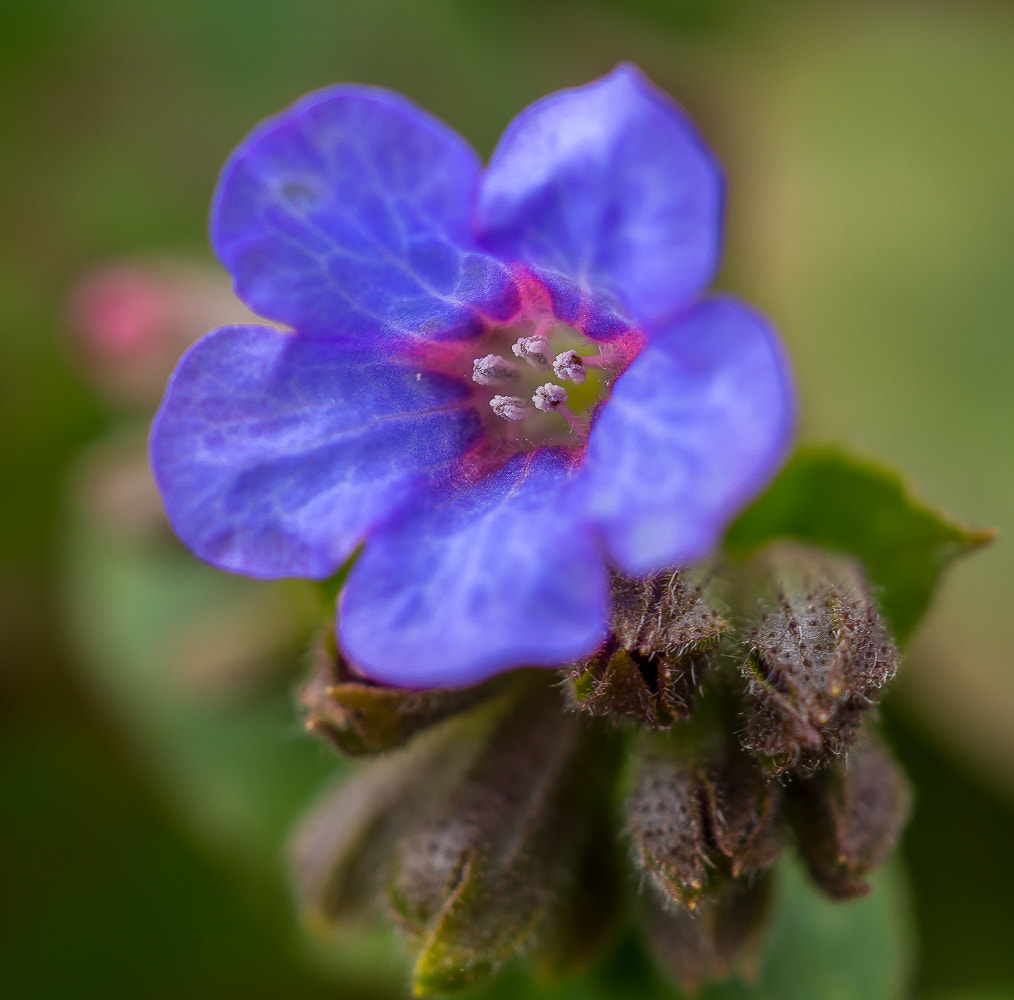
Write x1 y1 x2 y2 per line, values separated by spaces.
642 873 774 995
568 568 728 728
299 635 510 755
733 541 899 774
626 743 711 907
288 714 481 925
387 685 608 994
626 736 783 910
787 729 911 899
701 749 784 879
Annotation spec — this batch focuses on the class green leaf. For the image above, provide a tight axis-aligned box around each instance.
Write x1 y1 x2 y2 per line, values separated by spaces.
704 859 914 1000
725 446 993 643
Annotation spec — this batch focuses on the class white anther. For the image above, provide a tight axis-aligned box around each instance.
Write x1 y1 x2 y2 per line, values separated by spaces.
532 382 568 412
552 349 586 384
472 353 521 386
489 394 532 422
511 335 551 369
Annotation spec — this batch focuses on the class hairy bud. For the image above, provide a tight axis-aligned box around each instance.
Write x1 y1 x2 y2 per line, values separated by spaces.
388 685 606 994
734 541 899 773
289 716 482 924
642 873 774 994
627 744 710 907
625 735 783 909
702 749 783 879
787 728 911 898
567 568 728 728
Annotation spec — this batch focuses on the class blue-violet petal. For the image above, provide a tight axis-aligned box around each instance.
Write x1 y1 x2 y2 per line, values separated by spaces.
149 324 478 579
339 450 609 688
475 63 723 331
579 296 795 574
212 85 517 341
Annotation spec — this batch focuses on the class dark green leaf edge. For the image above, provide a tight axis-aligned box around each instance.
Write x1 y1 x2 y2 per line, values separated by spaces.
724 445 994 644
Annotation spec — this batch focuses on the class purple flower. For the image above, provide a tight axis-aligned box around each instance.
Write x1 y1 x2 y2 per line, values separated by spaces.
149 64 794 689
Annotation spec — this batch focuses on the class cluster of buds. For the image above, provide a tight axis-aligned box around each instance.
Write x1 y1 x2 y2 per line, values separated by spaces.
294 541 910 995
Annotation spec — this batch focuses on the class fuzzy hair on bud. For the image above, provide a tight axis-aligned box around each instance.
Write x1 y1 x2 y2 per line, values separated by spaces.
625 734 784 913
733 541 899 774
626 744 711 907
567 568 728 728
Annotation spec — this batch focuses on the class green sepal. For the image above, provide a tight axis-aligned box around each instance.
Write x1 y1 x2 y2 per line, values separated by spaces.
725 446 994 643
311 545 362 612
300 637 514 756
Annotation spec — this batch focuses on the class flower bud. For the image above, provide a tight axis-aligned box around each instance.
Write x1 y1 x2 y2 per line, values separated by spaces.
786 728 911 899
567 568 728 728
289 715 482 925
642 873 773 994
701 748 783 880
65 260 264 407
388 685 608 994
733 541 898 774
625 735 782 909
299 635 509 756
626 741 710 907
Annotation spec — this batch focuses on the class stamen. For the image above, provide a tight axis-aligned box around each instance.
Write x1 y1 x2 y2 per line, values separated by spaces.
511 335 552 369
532 382 568 412
472 353 521 386
552 349 586 384
489 394 533 422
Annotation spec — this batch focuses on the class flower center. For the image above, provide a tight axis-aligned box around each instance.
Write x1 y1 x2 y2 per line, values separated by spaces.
413 278 643 478
471 320 621 445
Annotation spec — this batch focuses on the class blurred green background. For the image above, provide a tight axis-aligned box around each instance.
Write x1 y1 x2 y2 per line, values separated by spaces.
2 1 1012 997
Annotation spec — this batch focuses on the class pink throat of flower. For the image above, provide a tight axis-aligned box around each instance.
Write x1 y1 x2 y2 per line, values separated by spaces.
414 278 643 481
